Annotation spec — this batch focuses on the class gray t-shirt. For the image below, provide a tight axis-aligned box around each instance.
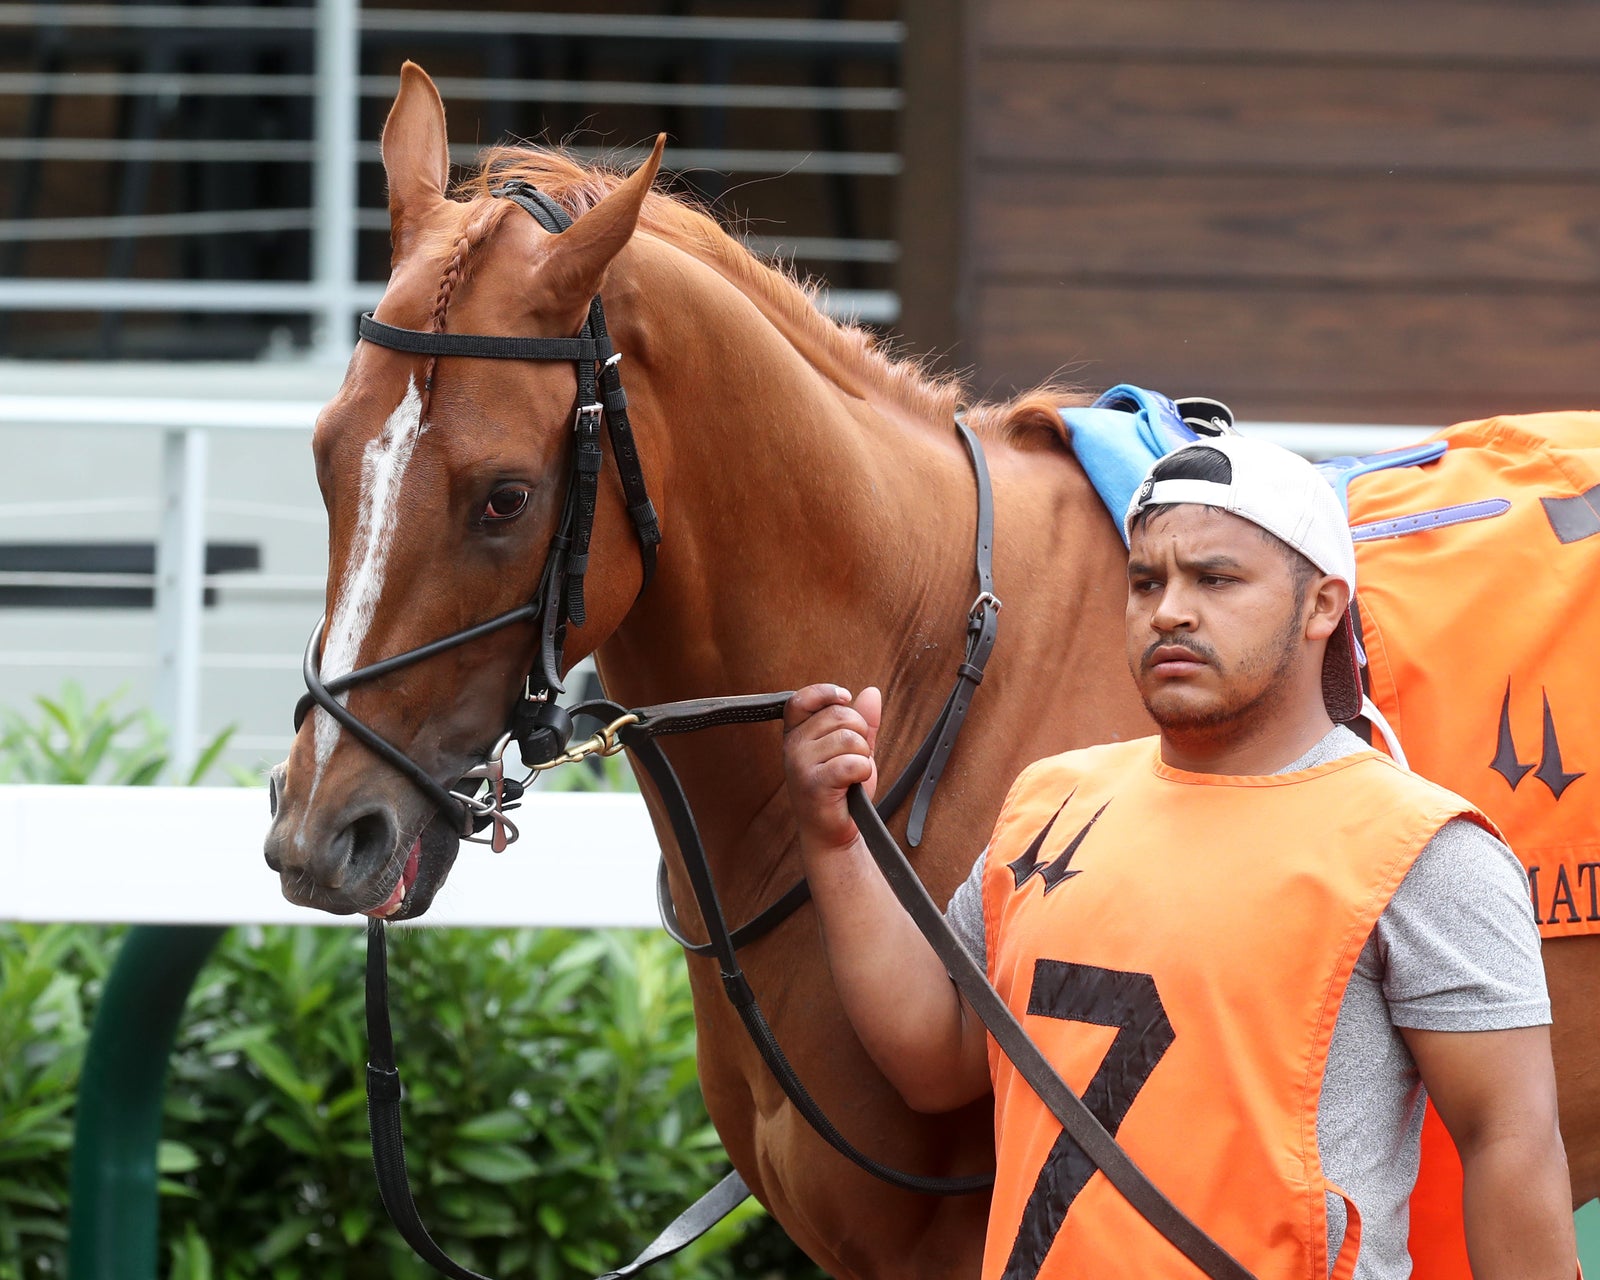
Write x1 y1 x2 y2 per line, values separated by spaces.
943 726 1549 1279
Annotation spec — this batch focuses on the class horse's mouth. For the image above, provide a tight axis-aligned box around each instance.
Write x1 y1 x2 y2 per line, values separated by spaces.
360 813 460 921
364 836 421 918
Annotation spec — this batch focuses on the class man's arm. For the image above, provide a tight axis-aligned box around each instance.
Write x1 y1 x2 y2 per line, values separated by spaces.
782 683 990 1112
1402 1024 1574 1279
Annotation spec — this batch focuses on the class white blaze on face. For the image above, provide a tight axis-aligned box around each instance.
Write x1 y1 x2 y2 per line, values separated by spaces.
301 378 427 826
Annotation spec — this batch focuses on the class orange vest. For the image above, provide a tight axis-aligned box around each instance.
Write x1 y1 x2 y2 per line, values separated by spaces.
978 737 1485 1280
1348 410 1600 941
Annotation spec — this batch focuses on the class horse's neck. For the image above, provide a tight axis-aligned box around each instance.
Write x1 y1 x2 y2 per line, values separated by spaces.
601 307 972 720
593 266 986 863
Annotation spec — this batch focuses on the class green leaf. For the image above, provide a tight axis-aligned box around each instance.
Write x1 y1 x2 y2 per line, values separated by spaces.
167 1223 213 1280
157 1140 201 1174
184 725 236 786
119 754 168 787
35 696 73 738
338 1206 371 1246
157 1178 202 1200
536 1203 566 1239
0 1183 58 1210
454 1109 533 1143
262 1113 321 1157
447 1144 539 1185
253 1216 316 1266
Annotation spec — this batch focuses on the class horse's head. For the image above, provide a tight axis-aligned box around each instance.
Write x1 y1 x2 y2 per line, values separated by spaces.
264 64 663 918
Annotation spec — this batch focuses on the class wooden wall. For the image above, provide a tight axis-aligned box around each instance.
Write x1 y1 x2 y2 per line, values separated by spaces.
898 1 1600 425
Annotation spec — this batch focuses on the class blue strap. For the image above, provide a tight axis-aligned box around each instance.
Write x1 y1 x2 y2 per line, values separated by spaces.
1314 442 1448 514
1350 498 1511 543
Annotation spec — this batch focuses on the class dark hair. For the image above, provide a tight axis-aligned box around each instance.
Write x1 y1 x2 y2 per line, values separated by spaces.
1132 445 1320 599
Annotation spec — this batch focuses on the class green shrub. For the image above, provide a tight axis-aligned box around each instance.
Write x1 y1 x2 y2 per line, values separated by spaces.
0 925 107 1273
0 683 233 786
2 922 822 1280
0 684 822 1280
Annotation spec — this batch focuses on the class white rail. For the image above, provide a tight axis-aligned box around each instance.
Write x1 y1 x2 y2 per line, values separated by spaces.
0 785 659 929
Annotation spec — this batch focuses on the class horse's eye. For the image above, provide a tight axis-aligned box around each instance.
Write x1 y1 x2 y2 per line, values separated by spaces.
482 487 529 522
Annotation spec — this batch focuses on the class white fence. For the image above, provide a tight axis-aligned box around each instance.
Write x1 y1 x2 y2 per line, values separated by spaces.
0 784 659 928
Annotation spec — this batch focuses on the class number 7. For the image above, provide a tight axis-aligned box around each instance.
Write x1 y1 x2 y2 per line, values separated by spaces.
1001 959 1175 1280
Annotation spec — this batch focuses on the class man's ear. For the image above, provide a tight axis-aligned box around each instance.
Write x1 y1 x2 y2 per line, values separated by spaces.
1305 576 1352 641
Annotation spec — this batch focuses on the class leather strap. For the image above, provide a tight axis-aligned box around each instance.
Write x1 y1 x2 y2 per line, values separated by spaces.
611 696 994 1197
845 786 1257 1280
299 620 477 835
904 419 999 845
359 312 598 363
496 180 661 596
365 920 752 1280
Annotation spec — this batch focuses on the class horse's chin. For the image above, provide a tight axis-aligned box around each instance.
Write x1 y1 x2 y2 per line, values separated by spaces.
365 814 460 921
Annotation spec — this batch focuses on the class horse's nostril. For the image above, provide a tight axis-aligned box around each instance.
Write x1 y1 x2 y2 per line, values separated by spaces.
267 761 287 818
334 808 397 890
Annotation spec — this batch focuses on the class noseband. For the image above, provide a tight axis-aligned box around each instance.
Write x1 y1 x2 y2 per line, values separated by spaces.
293 182 660 849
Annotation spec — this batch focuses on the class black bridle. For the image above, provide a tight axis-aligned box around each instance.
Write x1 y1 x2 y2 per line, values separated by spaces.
294 181 659 849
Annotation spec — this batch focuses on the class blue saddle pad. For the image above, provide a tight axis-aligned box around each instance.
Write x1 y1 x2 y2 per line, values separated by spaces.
1058 385 1216 546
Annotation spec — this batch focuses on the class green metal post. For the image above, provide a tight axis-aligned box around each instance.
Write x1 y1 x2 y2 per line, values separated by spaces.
68 924 227 1280
1578 1198 1600 1271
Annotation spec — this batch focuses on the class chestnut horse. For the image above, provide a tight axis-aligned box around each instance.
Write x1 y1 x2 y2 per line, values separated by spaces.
264 64 1598 1279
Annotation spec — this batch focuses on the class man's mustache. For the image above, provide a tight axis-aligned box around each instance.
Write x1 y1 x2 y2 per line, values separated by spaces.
1141 637 1218 671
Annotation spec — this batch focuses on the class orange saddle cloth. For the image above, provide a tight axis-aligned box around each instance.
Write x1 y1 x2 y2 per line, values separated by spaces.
1344 413 1599 1279
1348 410 1600 941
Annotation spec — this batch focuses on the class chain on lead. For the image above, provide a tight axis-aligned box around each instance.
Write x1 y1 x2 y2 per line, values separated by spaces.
456 713 642 853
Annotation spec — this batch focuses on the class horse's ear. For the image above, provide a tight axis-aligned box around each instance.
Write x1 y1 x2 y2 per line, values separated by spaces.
381 62 449 254
540 135 665 305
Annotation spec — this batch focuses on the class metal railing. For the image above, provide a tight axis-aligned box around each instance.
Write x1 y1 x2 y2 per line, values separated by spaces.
0 0 905 358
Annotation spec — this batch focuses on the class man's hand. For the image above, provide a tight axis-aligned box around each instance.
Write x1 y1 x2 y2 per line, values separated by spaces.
783 683 883 854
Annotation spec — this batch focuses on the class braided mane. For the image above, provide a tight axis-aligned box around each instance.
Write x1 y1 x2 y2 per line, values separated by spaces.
417 143 1089 445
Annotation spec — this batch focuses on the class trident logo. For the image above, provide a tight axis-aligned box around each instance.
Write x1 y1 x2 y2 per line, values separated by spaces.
1490 680 1584 800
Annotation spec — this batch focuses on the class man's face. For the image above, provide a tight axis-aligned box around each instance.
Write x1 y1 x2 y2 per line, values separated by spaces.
1125 505 1310 736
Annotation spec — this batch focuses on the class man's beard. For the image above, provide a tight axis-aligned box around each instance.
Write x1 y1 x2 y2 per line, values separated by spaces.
1143 601 1306 738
